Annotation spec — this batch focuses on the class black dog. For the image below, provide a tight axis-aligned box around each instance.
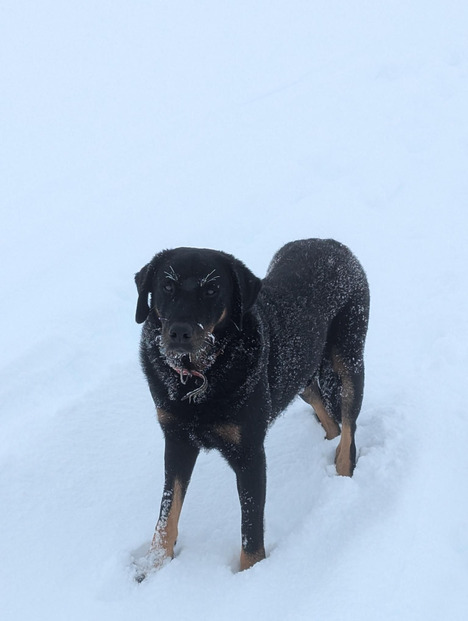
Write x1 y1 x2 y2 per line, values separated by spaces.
135 239 369 573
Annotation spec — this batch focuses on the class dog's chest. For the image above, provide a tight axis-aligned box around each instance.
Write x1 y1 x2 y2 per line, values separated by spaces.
164 412 241 452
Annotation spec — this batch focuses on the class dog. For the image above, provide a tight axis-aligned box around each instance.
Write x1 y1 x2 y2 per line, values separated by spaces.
134 239 369 575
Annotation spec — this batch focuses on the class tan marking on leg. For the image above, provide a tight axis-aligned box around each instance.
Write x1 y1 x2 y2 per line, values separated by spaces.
157 408 175 425
335 421 354 477
213 423 241 445
151 479 183 560
331 350 357 476
301 384 341 440
332 355 354 412
312 398 341 440
240 547 266 571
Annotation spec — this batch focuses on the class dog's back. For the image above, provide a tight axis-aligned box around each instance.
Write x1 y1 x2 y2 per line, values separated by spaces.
258 239 369 419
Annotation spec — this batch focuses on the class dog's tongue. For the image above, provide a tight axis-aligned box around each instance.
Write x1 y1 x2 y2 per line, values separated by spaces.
169 354 198 380
175 355 193 384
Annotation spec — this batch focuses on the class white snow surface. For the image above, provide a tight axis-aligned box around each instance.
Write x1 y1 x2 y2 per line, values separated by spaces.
1 1 468 619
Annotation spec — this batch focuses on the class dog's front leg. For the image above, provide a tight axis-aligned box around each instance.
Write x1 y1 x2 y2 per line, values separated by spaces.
150 436 199 567
227 445 267 571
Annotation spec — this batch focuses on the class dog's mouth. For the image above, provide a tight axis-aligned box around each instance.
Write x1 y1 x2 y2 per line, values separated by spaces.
165 350 211 404
165 352 198 375
161 339 217 373
156 334 218 403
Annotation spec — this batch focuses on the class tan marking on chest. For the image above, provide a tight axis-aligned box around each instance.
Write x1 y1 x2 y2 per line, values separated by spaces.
213 423 242 445
157 408 176 425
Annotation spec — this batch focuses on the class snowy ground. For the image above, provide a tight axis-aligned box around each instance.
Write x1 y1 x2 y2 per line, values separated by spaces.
1 2 468 619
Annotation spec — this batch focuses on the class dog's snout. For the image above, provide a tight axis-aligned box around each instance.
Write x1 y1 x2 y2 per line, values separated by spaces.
169 322 194 345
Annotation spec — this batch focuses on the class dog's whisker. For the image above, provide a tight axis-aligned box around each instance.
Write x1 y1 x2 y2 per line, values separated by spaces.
164 266 179 282
200 270 220 286
230 319 241 332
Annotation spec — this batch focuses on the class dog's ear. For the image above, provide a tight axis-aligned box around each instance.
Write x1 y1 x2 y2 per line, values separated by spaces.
229 257 262 331
134 262 155 324
135 250 170 323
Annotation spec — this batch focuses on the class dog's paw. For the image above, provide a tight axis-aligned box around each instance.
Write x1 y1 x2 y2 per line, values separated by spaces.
132 546 172 582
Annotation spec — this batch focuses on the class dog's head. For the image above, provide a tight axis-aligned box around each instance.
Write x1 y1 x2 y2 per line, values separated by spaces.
135 247 261 372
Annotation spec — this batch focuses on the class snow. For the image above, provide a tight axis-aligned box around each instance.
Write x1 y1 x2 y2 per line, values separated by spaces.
1 1 468 619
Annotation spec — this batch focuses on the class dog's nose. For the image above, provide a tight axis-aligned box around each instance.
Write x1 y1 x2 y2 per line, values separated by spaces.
168 322 194 345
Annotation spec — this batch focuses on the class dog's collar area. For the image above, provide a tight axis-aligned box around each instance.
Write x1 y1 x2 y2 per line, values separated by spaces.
176 367 192 385
172 366 208 403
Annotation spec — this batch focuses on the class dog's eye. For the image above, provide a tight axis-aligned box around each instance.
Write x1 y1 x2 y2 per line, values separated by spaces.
163 281 174 294
204 286 218 297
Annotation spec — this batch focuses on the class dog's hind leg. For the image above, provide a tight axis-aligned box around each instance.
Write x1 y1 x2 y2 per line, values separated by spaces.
328 294 369 476
332 354 364 477
301 380 341 440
